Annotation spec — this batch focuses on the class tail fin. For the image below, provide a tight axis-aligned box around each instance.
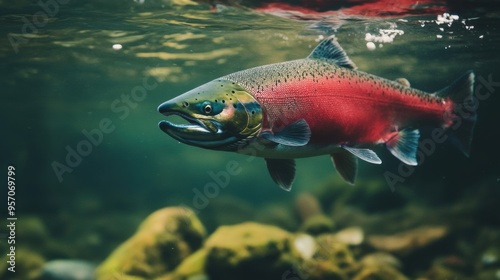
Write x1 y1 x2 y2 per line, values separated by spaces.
436 70 476 157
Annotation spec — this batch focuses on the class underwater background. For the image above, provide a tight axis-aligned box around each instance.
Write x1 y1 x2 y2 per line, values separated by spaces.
1 0 500 279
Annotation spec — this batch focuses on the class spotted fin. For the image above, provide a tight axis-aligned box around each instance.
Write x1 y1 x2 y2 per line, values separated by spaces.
385 129 420 166
307 35 357 69
265 158 295 191
342 146 382 164
331 150 357 184
261 119 311 146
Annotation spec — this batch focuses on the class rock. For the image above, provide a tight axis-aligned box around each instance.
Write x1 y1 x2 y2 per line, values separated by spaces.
167 250 208 280
423 263 466 280
299 260 347 280
367 226 448 256
295 193 334 235
295 192 323 222
0 249 45 280
301 214 336 236
293 234 316 260
204 222 297 280
438 255 472 275
481 248 500 268
169 223 357 280
315 233 357 275
286 232 359 279
359 252 402 270
39 260 96 280
353 265 408 280
334 227 364 246
476 269 500 280
17 215 49 243
96 207 206 279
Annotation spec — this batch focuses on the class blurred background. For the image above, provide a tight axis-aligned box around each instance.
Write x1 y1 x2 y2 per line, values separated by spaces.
1 0 499 278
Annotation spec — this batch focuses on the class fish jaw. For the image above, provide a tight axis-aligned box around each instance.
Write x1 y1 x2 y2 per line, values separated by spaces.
158 80 263 150
158 101 230 148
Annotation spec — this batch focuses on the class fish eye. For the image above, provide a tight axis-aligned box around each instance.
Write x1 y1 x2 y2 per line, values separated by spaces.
203 103 212 114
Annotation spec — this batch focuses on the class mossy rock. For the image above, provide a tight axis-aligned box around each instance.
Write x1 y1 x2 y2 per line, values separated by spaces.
204 222 298 280
299 259 347 280
315 233 357 274
301 214 335 236
353 265 408 280
96 207 206 279
165 249 207 280
0 248 45 280
424 263 466 280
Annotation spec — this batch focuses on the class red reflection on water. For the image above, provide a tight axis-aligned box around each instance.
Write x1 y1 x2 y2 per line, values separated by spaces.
255 0 447 18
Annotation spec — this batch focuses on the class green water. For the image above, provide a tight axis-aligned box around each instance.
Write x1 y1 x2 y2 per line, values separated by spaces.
1 0 499 269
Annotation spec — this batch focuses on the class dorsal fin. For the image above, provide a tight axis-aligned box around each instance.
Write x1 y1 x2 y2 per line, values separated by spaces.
307 35 357 69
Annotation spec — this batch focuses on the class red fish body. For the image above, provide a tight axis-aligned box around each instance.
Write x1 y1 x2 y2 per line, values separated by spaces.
225 59 454 148
158 36 476 190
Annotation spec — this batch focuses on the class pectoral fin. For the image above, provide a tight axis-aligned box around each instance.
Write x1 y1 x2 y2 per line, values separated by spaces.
342 146 382 164
385 129 420 166
265 158 295 191
261 119 311 146
330 150 357 184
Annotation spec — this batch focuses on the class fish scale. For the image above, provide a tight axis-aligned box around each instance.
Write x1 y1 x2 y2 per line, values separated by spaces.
224 59 451 145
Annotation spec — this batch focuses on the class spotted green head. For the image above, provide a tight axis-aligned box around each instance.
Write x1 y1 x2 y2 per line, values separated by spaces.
158 79 262 150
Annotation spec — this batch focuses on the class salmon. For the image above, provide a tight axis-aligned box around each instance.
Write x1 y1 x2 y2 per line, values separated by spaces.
158 35 476 190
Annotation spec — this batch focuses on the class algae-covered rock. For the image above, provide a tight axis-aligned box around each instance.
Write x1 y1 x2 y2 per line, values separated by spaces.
166 249 208 280
301 214 336 236
96 207 206 279
367 225 448 256
334 227 364 246
288 232 360 280
204 222 297 280
359 252 402 270
353 265 408 280
0 248 45 280
295 193 335 235
295 193 323 221
423 263 467 280
298 259 347 280
315 233 358 274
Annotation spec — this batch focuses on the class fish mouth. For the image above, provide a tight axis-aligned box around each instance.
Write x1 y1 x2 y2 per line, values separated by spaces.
158 101 242 150
158 111 220 142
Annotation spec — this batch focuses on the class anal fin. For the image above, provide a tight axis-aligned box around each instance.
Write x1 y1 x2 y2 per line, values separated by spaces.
265 158 296 191
331 150 357 184
385 129 420 166
342 146 382 164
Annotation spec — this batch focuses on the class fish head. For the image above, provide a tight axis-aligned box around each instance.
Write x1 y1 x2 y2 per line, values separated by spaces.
158 79 262 150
